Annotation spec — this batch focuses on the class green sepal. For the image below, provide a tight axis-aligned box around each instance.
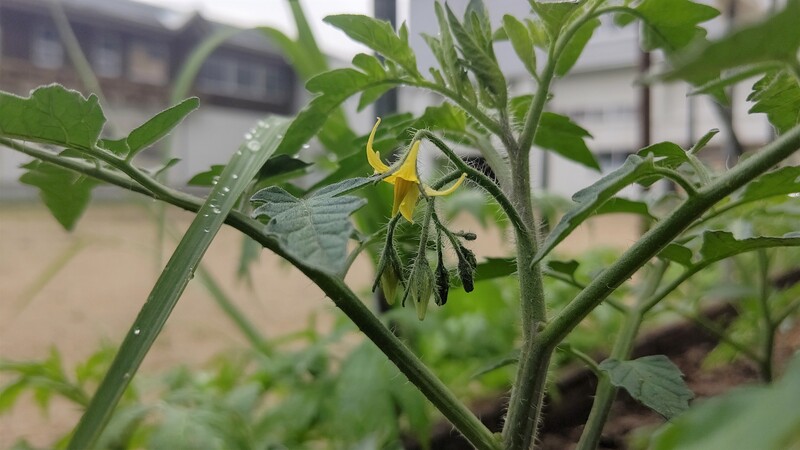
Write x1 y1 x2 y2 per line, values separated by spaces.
434 232 450 306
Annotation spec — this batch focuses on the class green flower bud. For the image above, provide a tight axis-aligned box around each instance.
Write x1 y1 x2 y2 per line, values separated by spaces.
380 264 400 305
405 257 434 320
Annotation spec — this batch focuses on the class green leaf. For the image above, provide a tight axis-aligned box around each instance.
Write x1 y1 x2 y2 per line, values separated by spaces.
660 0 800 82
697 230 800 264
533 154 658 264
637 141 689 169
634 0 719 53
258 154 311 180
446 3 507 106
503 15 537 76
593 197 654 219
19 160 99 231
0 84 105 149
122 98 199 158
410 103 468 134
324 14 419 77
650 354 800 450
474 257 516 283
736 165 800 203
533 0 580 38
555 18 599 76
68 116 290 450
250 182 367 275
276 68 390 157
535 112 600 171
659 243 694 267
598 355 693 419
747 69 800 134
187 165 226 187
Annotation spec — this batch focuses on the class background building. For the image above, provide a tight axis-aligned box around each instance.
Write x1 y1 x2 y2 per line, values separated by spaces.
0 0 299 197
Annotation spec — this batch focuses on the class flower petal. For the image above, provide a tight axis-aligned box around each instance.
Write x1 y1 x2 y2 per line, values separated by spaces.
392 178 419 222
366 118 390 173
394 140 420 182
425 173 467 197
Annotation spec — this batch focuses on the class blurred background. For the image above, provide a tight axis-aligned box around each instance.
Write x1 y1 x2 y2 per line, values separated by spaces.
0 0 787 448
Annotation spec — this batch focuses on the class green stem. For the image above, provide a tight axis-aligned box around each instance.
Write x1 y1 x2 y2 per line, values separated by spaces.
756 249 775 382
652 167 699 196
576 261 667 450
1 144 500 450
415 131 527 237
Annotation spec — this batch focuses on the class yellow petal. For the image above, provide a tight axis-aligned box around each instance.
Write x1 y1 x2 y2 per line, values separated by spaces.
392 178 419 222
394 140 421 183
399 183 420 222
425 173 467 197
366 118 390 173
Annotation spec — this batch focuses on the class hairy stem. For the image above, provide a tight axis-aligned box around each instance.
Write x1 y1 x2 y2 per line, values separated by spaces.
756 249 775 382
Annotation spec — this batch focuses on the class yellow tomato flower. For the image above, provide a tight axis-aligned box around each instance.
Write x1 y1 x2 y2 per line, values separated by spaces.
366 118 467 222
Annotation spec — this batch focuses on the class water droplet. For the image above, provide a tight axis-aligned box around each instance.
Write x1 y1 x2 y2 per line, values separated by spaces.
203 213 209 218
244 132 253 140
133 328 141 335
257 120 266 127
247 141 260 151
232 174 239 179
235 150 242 156
276 134 283 139
302 144 310 149
222 187 230 193
211 175 219 185
212 207 221 214
203 228 209 233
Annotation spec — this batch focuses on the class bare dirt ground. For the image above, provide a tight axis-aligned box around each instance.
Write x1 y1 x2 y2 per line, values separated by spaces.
0 202 642 448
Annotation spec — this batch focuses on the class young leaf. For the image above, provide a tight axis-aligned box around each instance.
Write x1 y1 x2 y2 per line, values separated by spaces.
446 3 507 106
533 154 658 264
555 18 599 76
0 84 105 149
250 184 367 275
535 112 600 171
121 98 199 158
19 160 99 231
503 15 537 76
599 355 694 419
747 69 800 135
533 0 580 38
324 14 419 77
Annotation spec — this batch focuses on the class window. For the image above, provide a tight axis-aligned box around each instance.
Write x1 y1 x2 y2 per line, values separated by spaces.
31 24 63 69
92 32 122 78
198 56 290 103
128 40 168 85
